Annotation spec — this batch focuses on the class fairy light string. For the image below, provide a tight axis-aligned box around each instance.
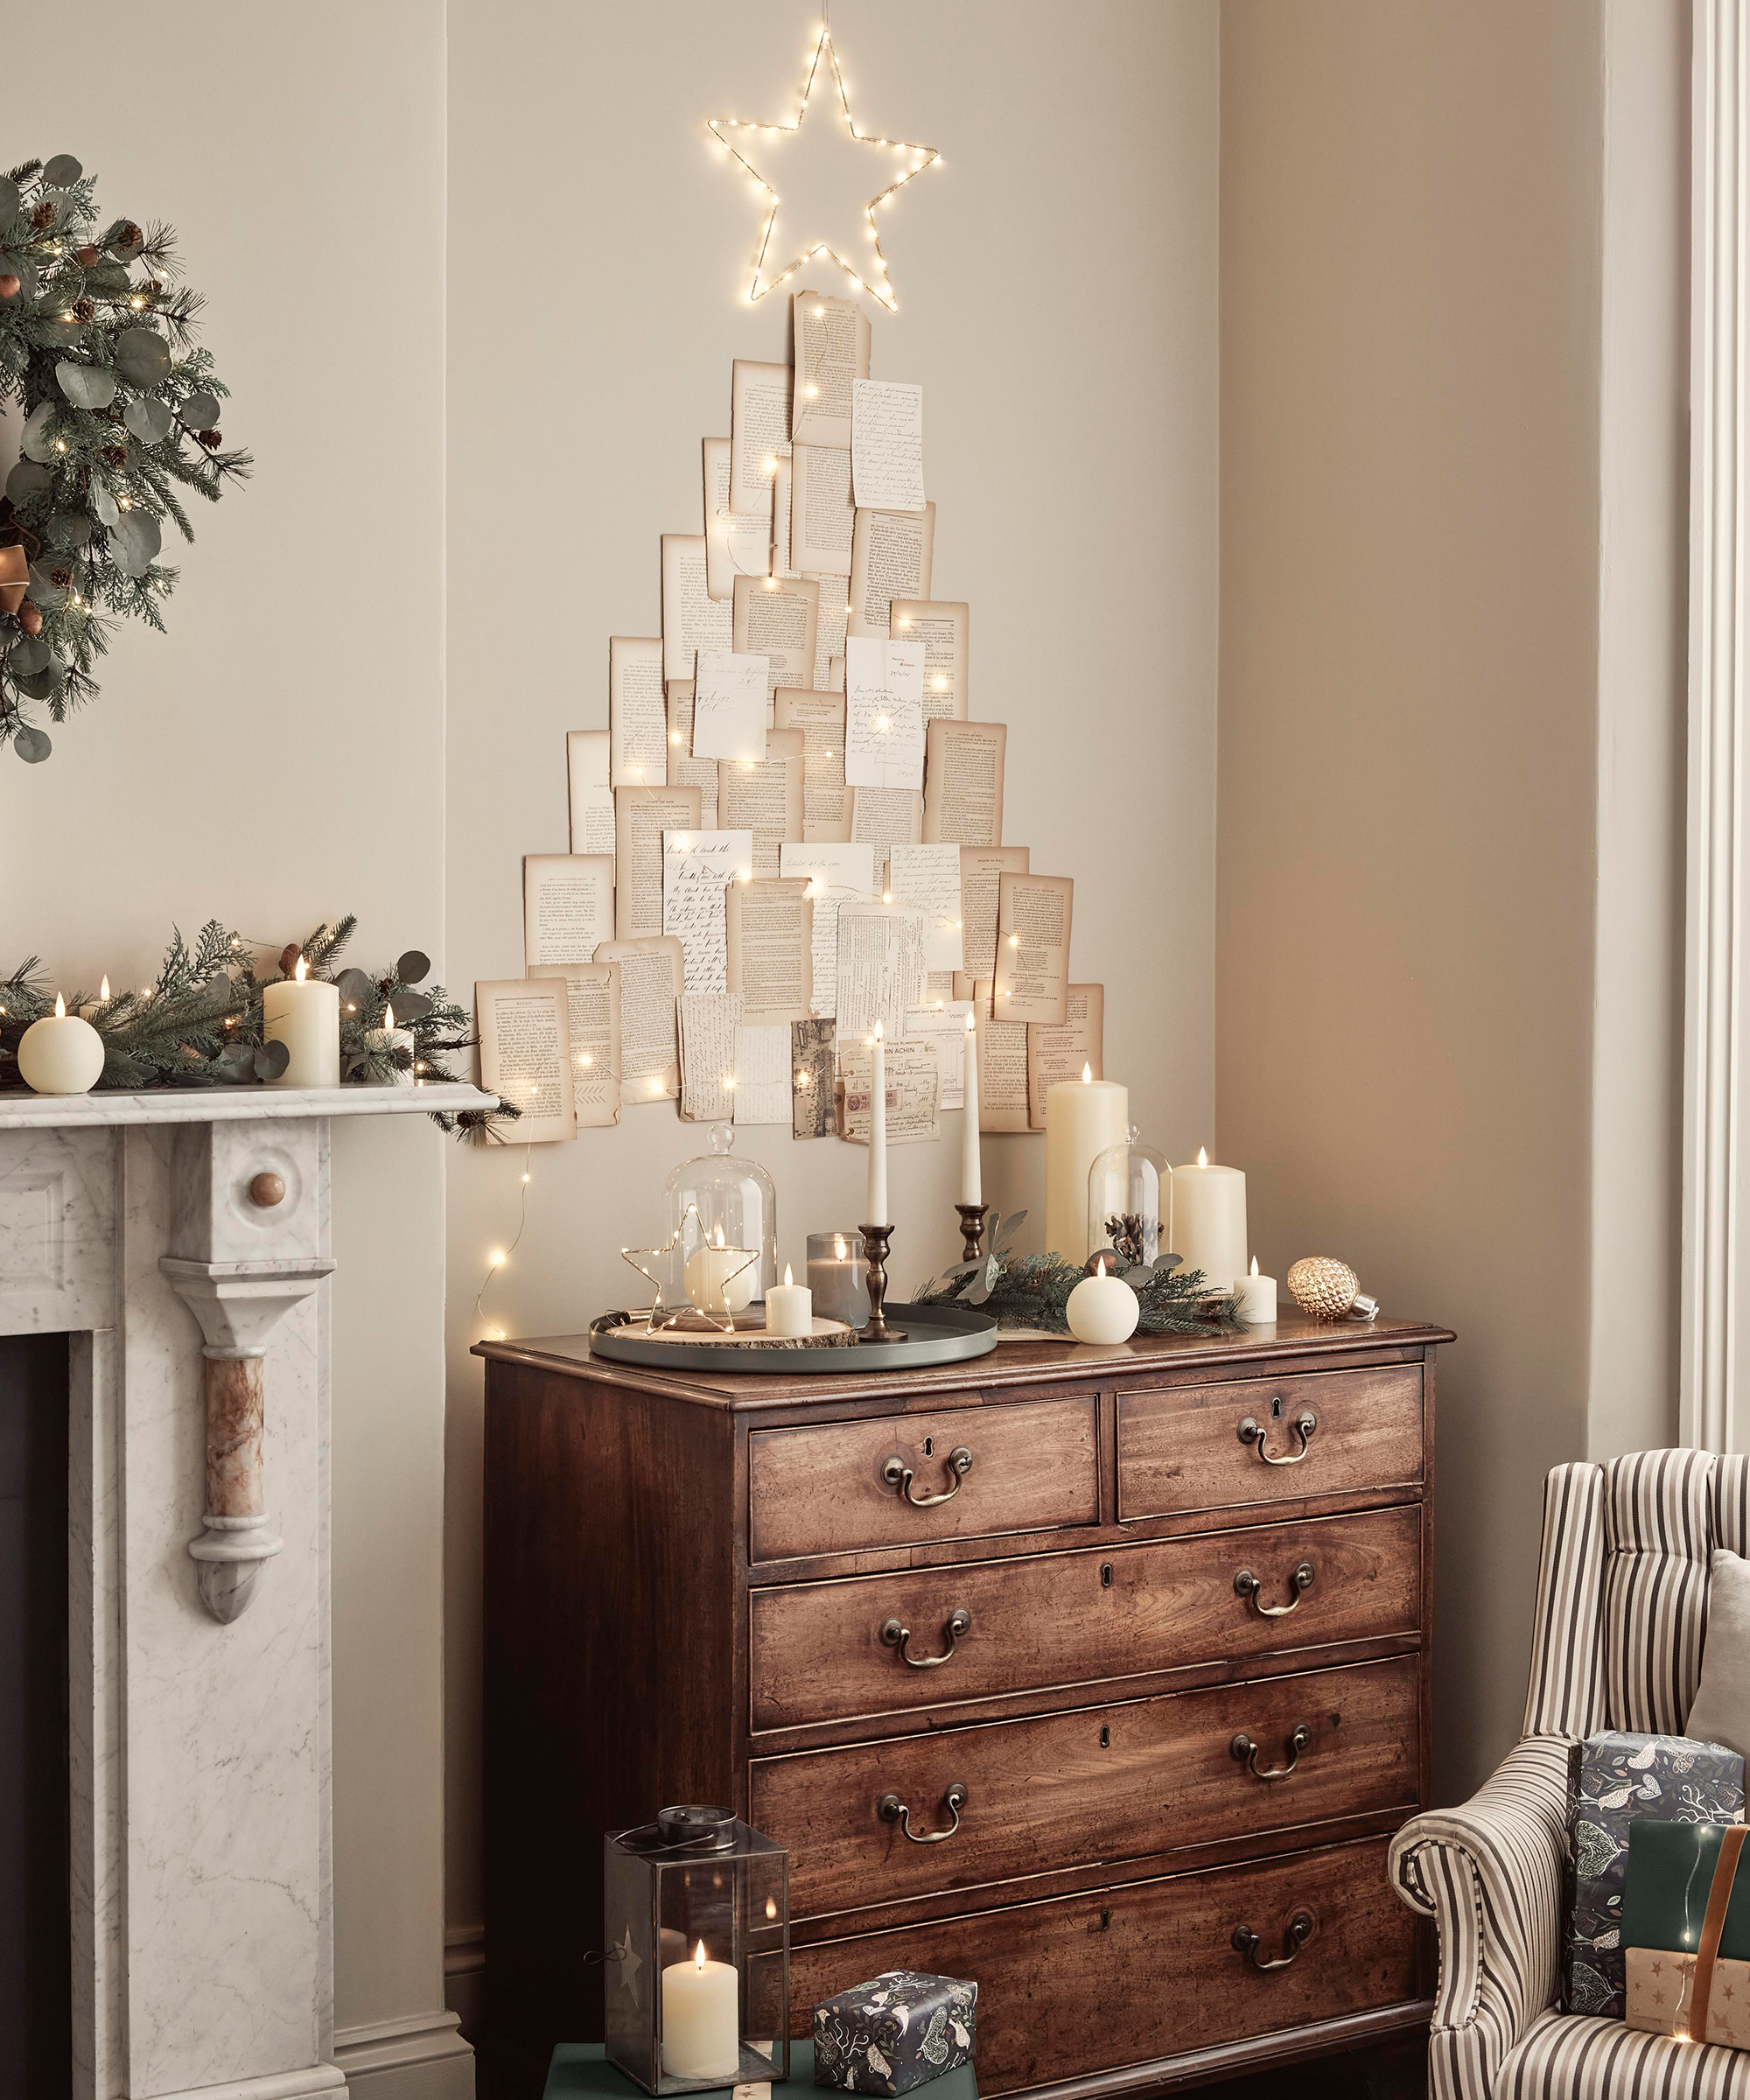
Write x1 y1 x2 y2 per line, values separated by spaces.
474 1144 534 1340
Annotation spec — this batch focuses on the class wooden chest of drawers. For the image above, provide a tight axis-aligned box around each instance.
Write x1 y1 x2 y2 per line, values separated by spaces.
478 1311 1451 2100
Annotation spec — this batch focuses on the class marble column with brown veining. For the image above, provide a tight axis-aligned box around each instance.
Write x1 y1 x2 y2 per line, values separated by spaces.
204 1353 267 1521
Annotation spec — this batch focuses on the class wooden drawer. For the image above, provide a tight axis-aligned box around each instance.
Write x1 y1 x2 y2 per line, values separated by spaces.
749 1503 1420 1731
790 1836 1420 2094
752 1655 1420 1917
748 1395 1098 1562
1118 1365 1423 1522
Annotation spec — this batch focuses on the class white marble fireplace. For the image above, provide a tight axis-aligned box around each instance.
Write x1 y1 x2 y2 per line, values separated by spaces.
0 1082 489 2100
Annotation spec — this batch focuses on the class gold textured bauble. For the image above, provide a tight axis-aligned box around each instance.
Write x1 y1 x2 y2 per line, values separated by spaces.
1287 1256 1362 1320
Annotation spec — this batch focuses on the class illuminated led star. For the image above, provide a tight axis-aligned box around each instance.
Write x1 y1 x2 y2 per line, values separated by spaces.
620 1203 759 1334
707 22 941 312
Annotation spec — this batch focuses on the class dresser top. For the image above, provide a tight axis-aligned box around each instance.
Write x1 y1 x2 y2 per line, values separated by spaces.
475 1310 1453 1412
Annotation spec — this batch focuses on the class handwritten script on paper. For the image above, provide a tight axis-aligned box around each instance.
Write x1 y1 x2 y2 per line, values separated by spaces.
692 651 769 762
662 828 755 993
844 635 926 790
851 379 926 514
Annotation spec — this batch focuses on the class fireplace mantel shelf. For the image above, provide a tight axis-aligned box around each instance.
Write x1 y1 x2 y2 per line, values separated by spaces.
0 1080 494 1130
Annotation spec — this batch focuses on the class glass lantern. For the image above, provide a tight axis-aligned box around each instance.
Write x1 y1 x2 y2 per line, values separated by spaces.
1088 1126 1172 1269
805 1230 868 1326
604 1805 790 2096
665 1124 778 1311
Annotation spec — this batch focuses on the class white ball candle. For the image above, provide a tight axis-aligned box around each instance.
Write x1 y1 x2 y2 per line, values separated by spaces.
684 1226 758 1315
764 1264 813 1336
262 958 340 1088
367 999 416 1084
17 994 106 1095
1170 1147 1249 1293
1066 1256 1140 1345
1045 1067 1130 1264
1232 1256 1278 1324
661 1941 740 2082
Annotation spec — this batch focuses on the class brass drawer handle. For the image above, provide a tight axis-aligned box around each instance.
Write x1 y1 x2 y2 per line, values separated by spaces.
1233 1561 1314 1617
879 1606 972 1668
1237 1410 1318 1465
1232 1910 1314 1971
1229 1721 1312 1782
882 1446 973 1507
878 1781 969 1844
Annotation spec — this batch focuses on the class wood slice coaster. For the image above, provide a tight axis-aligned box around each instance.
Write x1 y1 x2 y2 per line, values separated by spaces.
607 1312 858 1350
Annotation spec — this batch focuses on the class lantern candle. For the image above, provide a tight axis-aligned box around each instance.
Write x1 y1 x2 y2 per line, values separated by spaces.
1171 1148 1249 1293
262 957 340 1088
1044 1065 1130 1265
18 994 106 1096
764 1263 812 1336
684 1223 757 1315
660 1940 740 2082
806 1233 867 1325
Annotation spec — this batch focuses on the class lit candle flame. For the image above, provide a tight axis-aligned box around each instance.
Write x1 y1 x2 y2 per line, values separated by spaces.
965 1012 976 1032
1250 1256 1259 1276
1082 1063 1092 1082
784 1264 794 1286
873 1019 884 1040
1197 1145 1208 1168
294 956 308 983
834 1235 846 1257
383 1001 396 1030
714 1223 724 1247
99 976 110 1000
54 992 66 1018
694 1942 706 1970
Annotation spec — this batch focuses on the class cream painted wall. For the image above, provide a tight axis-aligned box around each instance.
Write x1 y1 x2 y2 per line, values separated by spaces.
1219 0 1688 1806
0 0 458 2079
442 0 1220 1984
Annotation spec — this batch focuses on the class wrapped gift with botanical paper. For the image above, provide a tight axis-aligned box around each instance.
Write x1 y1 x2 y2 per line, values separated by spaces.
1622 1820 1750 2045
813 1971 976 2095
1563 1732 1746 2017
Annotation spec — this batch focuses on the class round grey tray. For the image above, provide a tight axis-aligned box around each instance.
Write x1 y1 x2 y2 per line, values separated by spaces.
588 1301 999 1375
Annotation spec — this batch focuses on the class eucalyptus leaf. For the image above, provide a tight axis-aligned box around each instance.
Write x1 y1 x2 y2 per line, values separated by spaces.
90 481 120 529
1152 1250 1182 1270
20 402 58 462
113 327 170 386
43 155 83 187
111 508 161 578
12 724 52 763
57 360 118 410
181 389 220 429
341 1051 368 1081
5 459 51 504
7 636 49 675
46 512 94 550
396 948 431 985
254 1040 291 1082
15 668 63 702
123 396 172 444
334 967 376 1010
25 564 66 608
0 178 18 232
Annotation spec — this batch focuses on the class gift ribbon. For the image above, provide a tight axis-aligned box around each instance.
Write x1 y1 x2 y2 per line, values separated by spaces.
1688 1823 1748 2041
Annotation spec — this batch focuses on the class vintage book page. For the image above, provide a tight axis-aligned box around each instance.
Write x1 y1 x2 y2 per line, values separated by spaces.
593 935 682 1102
993 871 1074 1026
906 997 972 1112
790 443 855 577
780 840 878 1019
678 990 743 1122
956 844 1030 997
725 875 814 1024
731 1021 792 1125
972 979 1030 1134
523 854 614 967
528 960 622 1128
692 651 769 761
808 577 849 690
851 378 925 513
662 827 755 992
850 786 925 891
732 573 819 698
887 842 964 972
1027 984 1106 1130
771 457 800 581
922 969 956 1006
774 688 850 842
613 784 703 941
835 901 927 1046
828 654 845 691
566 730 614 859
662 532 734 681
890 599 969 721
704 436 773 600
665 679 720 829
791 289 870 448
476 977 576 1144
841 1037 939 1146
923 719 1006 846
609 634 668 786
848 502 935 638
792 1018 836 1137
844 635 926 789
718 725 804 877
731 358 792 514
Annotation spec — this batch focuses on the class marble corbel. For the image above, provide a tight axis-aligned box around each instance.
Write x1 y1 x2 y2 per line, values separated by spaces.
160 1120 334 1623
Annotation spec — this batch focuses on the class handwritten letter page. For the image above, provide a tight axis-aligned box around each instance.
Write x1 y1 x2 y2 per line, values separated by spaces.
1027 984 1105 1130
844 635 926 790
476 977 576 1144
791 290 871 448
529 960 622 1128
992 871 1074 1026
718 725 804 877
704 436 773 600
593 935 682 1102
522 853 614 966
662 532 733 682
678 990 743 1123
691 651 769 761
780 840 878 1019
890 599 969 720
887 842 964 972
613 785 703 942
851 378 925 513
731 359 792 514
566 729 614 859
923 720 1007 847
774 687 851 842
848 502 936 638
731 1022 793 1126
662 828 754 992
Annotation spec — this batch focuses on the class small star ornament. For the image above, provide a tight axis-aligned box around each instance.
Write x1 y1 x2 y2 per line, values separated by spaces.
708 19 940 312
620 1203 759 1333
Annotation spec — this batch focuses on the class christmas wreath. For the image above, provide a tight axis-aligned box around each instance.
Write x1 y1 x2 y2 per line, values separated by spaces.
0 154 249 764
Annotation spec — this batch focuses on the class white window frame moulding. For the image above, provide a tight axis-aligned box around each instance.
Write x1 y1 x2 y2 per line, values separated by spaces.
1684 0 1748 1450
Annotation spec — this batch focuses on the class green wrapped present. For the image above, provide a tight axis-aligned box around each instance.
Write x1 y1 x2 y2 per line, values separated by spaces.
1622 1819 1750 2045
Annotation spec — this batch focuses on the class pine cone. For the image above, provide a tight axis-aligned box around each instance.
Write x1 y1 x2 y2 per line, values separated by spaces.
18 605 42 637
31 200 56 231
72 298 95 323
111 220 142 250
99 444 127 467
197 429 221 450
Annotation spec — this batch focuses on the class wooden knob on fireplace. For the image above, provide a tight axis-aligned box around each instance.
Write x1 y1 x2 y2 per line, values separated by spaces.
249 1172 286 1208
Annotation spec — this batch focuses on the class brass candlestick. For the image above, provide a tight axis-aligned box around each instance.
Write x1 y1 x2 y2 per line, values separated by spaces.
858 1224 907 1343
955 1202 990 1263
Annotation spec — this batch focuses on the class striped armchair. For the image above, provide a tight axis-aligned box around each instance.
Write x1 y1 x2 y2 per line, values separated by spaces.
1390 1450 1750 2098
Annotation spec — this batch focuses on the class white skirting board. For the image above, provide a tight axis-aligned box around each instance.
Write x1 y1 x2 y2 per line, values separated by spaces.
335 2011 475 2099
444 1923 486 2046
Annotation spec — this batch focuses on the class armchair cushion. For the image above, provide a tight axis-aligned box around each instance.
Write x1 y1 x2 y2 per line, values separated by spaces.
1494 2007 1750 2096
1390 1734 1572 2100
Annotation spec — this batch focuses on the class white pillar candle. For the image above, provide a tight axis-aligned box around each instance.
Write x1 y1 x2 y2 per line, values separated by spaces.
367 1000 416 1084
17 994 106 1095
765 1264 813 1336
262 958 340 1088
661 1941 740 2082
1044 1067 1130 1264
1232 1256 1278 1324
1171 1148 1249 1292
79 974 112 1021
1066 1256 1140 1344
684 1226 758 1314
866 1021 888 1226
960 1009 982 1205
